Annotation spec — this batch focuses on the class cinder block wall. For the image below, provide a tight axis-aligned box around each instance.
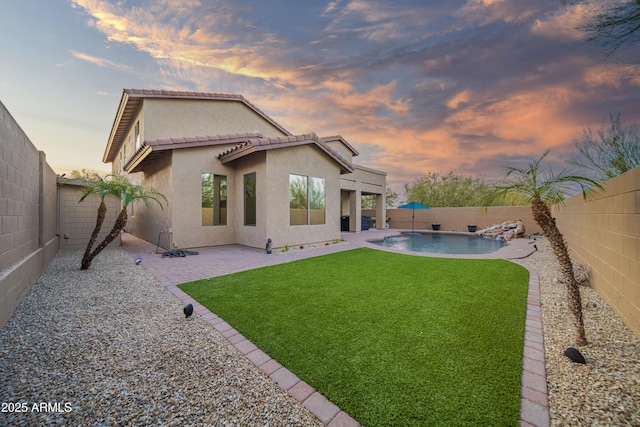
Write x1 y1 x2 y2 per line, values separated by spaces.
371 206 542 234
555 168 640 339
1 101 59 328
58 181 122 250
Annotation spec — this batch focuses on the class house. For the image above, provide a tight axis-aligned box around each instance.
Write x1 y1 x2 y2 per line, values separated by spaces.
102 89 386 250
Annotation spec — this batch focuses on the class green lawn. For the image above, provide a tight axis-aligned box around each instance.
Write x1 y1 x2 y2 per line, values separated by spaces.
179 248 529 426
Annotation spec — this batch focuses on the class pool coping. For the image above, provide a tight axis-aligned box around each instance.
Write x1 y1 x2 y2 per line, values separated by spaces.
121 230 549 426
362 230 538 260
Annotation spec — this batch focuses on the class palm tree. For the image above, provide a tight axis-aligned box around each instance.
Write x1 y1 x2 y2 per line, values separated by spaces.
77 174 167 270
488 150 603 346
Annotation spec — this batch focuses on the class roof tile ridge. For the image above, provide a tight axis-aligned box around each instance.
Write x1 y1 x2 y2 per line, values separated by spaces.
123 88 245 100
146 132 263 146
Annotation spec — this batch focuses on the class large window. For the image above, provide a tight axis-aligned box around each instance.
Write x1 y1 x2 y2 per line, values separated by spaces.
202 173 227 226
289 174 325 225
244 172 256 226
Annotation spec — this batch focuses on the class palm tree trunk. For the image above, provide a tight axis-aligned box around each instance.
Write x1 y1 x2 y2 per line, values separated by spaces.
81 200 107 270
80 208 128 270
531 197 587 345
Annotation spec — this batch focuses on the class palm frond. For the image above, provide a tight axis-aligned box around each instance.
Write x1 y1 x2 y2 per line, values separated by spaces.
487 149 603 207
77 173 167 209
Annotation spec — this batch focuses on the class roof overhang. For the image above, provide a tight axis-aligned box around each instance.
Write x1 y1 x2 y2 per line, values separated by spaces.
218 133 355 174
320 135 360 156
124 133 264 173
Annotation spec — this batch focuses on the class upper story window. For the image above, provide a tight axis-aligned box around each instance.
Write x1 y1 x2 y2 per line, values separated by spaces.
134 121 141 151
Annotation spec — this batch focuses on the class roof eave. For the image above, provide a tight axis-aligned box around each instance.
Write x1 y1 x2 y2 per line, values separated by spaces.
103 90 130 163
123 144 152 173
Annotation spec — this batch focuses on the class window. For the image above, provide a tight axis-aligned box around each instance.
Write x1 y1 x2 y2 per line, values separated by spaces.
309 177 326 225
135 121 141 150
289 174 307 226
202 173 227 226
244 172 256 226
289 174 325 225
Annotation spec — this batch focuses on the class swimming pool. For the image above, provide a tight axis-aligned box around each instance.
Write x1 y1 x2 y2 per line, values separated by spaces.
371 233 507 255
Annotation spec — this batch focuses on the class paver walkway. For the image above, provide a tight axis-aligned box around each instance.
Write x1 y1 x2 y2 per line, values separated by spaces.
121 230 549 427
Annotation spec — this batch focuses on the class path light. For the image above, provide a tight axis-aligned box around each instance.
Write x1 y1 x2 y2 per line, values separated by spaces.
266 238 273 254
563 346 586 364
184 304 194 319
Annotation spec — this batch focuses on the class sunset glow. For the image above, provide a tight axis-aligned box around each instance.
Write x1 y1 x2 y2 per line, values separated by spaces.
1 0 638 194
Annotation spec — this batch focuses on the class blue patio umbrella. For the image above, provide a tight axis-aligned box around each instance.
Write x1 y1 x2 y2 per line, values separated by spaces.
398 201 430 234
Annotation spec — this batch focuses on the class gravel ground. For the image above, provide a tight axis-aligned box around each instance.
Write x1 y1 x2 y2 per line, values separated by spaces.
1 240 639 426
514 238 640 427
0 249 323 427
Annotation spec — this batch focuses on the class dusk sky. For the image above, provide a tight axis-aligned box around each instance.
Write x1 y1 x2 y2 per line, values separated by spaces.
2 0 638 195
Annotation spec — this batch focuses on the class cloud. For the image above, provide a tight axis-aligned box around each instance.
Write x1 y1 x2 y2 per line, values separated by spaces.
70 0 299 83
70 50 134 72
67 0 640 189
530 3 585 40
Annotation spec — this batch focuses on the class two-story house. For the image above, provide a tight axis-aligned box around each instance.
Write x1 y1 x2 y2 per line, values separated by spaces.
102 89 386 250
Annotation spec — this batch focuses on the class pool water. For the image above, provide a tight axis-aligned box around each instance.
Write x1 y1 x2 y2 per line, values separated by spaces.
371 233 507 255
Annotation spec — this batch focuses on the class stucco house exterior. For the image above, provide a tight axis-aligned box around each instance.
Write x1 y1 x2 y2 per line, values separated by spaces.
102 89 386 250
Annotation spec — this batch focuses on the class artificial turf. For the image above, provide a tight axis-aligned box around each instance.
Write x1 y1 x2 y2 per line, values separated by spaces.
179 247 529 426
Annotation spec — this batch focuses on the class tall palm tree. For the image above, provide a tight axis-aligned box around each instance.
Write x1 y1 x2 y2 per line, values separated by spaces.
488 150 603 346
77 174 167 270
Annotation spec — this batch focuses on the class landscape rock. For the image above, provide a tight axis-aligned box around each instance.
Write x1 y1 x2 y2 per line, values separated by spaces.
474 219 526 240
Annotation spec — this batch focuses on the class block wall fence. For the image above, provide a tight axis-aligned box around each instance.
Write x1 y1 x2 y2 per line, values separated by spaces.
58 182 122 251
1 102 124 328
555 168 640 339
1 101 59 328
368 206 543 235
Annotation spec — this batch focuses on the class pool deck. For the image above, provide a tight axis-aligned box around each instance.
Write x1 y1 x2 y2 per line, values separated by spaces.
121 229 549 427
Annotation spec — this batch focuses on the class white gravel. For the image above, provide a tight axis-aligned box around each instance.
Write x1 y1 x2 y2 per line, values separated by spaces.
514 238 640 426
1 240 638 426
0 249 323 427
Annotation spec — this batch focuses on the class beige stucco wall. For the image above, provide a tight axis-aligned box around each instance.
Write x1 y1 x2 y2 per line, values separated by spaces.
1 100 59 328
125 153 173 247
171 146 240 249
143 99 288 141
158 144 344 250
58 182 122 250
555 168 640 339
232 153 268 249
264 145 342 248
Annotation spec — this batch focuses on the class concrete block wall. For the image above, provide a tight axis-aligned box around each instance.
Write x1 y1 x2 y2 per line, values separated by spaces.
556 167 640 339
58 182 122 251
376 206 542 235
1 100 59 328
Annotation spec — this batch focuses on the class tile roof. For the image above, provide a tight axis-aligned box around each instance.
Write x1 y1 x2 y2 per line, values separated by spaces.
124 132 263 173
123 131 354 174
319 135 360 156
217 133 355 173
103 89 291 163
